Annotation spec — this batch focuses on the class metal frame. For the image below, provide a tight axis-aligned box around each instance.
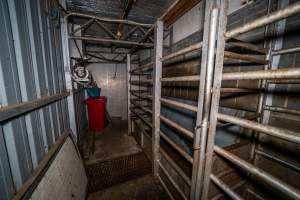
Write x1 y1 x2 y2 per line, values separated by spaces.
139 0 300 200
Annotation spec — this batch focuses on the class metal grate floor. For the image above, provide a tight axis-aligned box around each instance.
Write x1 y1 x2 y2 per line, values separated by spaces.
86 152 152 193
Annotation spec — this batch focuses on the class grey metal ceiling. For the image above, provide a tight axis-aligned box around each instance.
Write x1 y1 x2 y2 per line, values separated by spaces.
66 0 175 24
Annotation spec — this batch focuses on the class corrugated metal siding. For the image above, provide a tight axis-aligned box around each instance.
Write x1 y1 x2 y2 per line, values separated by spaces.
0 0 85 199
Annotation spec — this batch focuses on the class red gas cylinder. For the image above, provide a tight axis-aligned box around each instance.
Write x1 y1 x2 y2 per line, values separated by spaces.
86 96 107 131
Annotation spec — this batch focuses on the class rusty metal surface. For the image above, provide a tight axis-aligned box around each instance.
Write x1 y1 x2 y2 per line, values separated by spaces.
86 152 151 193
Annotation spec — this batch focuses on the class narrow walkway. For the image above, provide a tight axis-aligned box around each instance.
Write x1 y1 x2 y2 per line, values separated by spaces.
81 118 169 200
85 118 142 165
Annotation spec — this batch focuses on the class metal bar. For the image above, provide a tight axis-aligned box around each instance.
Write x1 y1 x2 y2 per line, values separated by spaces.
162 42 203 62
0 91 70 122
217 113 300 144
160 131 193 164
161 75 199 82
160 148 191 186
272 45 300 55
158 162 188 200
71 19 95 35
121 26 139 40
227 41 268 54
127 54 132 135
224 51 268 64
157 175 176 200
255 149 300 173
160 98 198 112
160 115 194 140
138 26 154 42
94 20 118 40
160 68 300 82
264 105 300 116
225 1 300 38
267 79 300 84
69 36 154 47
65 12 153 27
131 109 152 128
222 68 300 80
192 5 220 199
210 174 243 200
200 1 228 199
130 79 153 84
131 101 152 114
152 20 163 178
131 62 154 72
13 131 69 200
214 146 300 200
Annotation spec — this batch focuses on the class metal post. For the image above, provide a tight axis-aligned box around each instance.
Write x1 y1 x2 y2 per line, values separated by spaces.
200 0 228 199
127 54 132 135
191 0 218 198
152 20 163 178
60 2 77 140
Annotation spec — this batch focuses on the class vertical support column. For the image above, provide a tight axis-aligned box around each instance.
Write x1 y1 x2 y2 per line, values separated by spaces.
60 0 77 140
152 20 163 178
127 54 132 135
191 1 216 199
200 1 228 199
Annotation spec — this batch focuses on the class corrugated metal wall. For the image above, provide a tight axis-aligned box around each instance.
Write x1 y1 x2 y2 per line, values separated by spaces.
0 0 86 199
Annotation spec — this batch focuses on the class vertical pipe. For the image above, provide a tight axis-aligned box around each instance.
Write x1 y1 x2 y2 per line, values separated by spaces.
60 1 77 140
127 54 132 135
152 20 163 178
191 1 219 198
200 0 228 199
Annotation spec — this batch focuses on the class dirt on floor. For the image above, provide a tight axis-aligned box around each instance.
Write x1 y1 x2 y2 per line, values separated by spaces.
83 118 142 165
81 118 169 200
88 174 170 200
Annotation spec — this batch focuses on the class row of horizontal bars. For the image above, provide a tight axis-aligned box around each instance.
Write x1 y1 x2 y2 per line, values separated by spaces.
127 1 300 199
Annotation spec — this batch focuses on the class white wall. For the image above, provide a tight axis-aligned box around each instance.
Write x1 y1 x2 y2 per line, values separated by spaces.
88 63 128 119
172 2 203 43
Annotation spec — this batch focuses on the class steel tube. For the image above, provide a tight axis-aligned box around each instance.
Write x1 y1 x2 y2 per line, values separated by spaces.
162 42 203 62
157 175 176 200
210 174 243 200
131 109 152 128
227 41 268 54
0 91 70 122
131 101 152 114
272 46 300 55
224 51 268 64
160 98 198 112
161 68 300 84
69 36 154 47
264 105 300 116
160 131 193 164
225 1 300 38
160 115 194 139
214 146 300 200
158 162 188 200
131 62 153 72
255 149 300 173
225 2 300 38
217 113 300 144
160 148 191 186
66 12 153 27
222 68 300 80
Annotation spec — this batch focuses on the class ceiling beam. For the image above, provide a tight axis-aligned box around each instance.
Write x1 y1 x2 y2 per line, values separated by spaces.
162 0 201 27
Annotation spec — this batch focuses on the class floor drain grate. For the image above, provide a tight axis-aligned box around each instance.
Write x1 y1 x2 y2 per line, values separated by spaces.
86 152 152 193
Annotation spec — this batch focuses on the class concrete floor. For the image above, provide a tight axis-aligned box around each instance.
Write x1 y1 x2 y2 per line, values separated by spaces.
85 118 169 200
88 174 169 200
85 118 142 165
